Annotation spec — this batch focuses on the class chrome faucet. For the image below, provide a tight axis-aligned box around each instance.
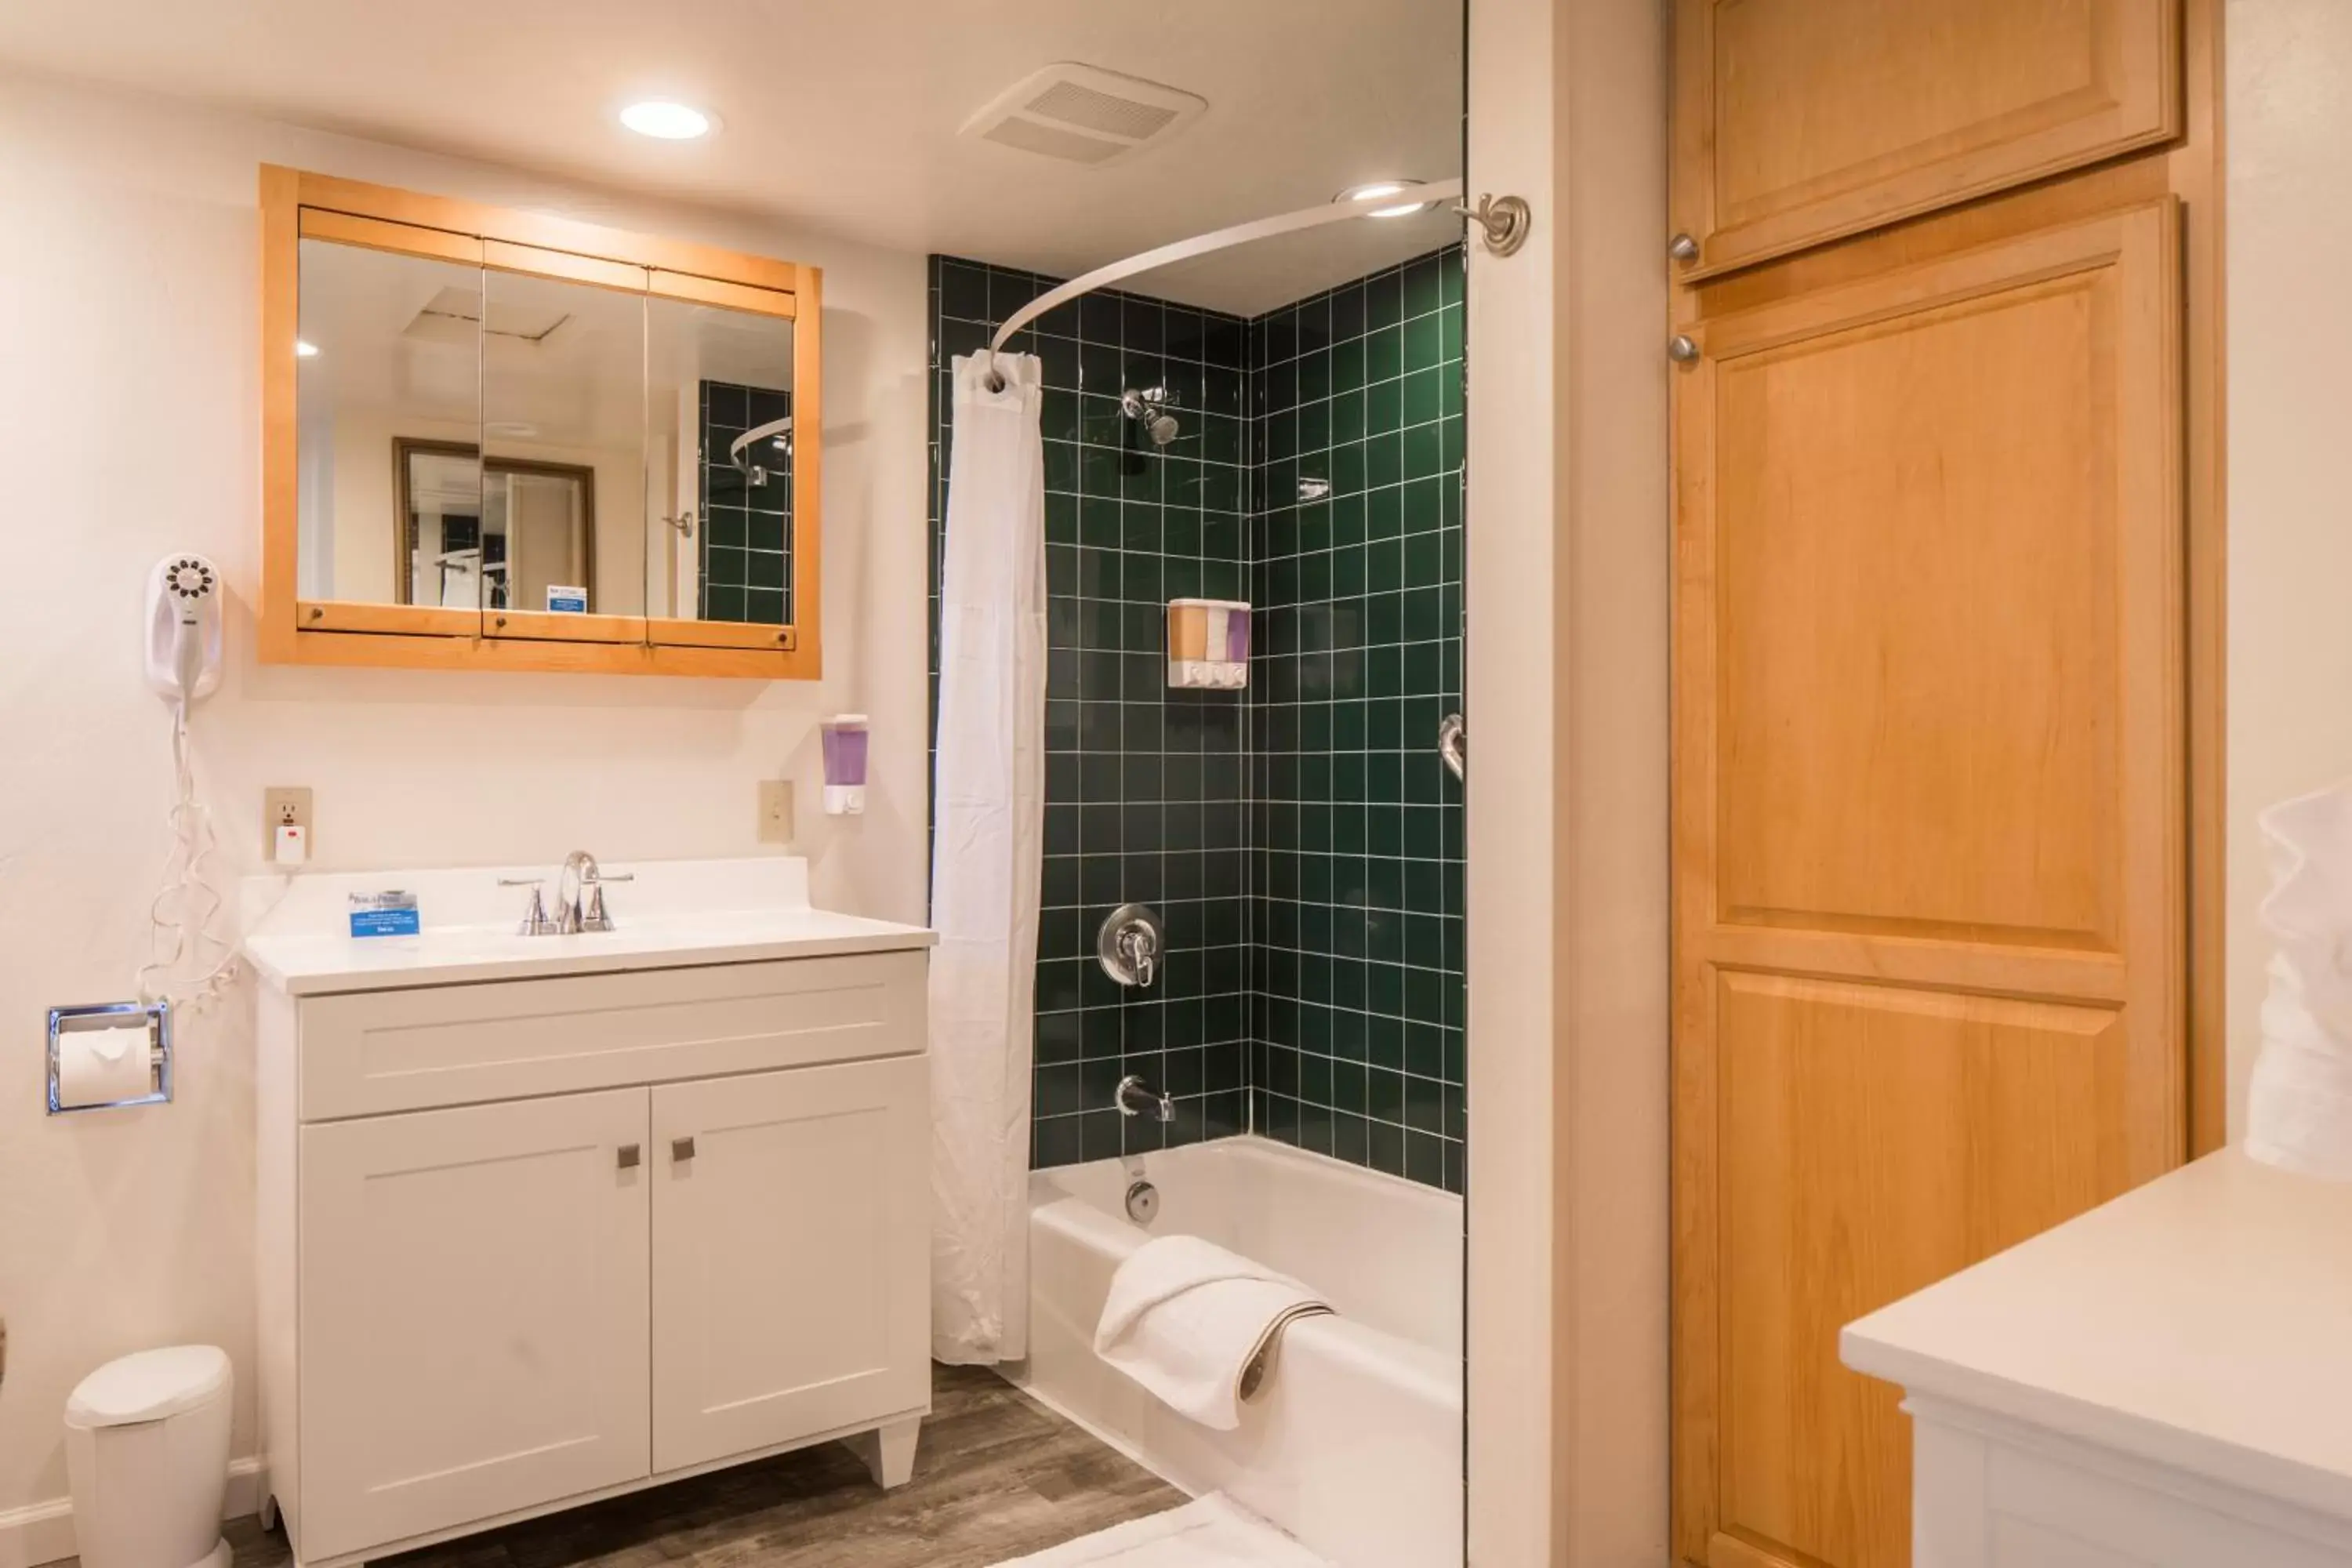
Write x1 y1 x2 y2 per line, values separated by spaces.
499 851 633 936
1115 1074 1174 1123
554 849 632 934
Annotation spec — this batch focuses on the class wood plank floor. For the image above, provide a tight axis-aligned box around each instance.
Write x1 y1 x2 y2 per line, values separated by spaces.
198 1367 1184 1568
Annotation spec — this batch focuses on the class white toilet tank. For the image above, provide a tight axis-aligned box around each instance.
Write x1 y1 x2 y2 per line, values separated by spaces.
65 1345 234 1568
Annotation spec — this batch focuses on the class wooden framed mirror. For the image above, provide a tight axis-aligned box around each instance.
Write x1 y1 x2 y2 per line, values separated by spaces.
259 165 823 677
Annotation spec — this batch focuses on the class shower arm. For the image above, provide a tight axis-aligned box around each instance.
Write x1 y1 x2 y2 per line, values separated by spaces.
981 178 1468 392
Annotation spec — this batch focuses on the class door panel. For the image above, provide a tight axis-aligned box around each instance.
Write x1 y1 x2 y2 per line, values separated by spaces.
1717 974 2136 1566
1671 205 2185 1568
1671 0 2180 277
299 1089 651 1561
651 1054 930 1473
1715 276 2119 949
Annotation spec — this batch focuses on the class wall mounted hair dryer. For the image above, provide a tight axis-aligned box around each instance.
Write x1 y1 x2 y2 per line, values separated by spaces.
145 554 223 706
138 552 234 1010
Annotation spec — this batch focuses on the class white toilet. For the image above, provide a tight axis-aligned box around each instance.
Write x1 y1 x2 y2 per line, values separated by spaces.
64 1345 234 1568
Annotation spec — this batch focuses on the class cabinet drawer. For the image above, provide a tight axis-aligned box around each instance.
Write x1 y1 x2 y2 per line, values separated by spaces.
297 950 926 1120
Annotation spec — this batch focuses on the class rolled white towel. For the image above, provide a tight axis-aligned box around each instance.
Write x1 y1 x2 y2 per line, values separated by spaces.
1094 1234 1330 1430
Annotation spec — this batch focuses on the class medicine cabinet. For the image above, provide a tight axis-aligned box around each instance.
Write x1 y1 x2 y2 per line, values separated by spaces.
259 166 822 677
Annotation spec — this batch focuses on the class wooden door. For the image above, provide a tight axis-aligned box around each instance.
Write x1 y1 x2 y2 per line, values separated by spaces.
650 1055 931 1474
299 1089 652 1561
1671 0 2180 278
1671 203 2186 1568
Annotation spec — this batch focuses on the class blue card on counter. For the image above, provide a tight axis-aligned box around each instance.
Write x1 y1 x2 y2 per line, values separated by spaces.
348 891 421 938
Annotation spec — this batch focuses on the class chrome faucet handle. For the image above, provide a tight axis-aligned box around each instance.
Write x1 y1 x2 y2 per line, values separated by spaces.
1118 928 1156 989
496 877 556 936
577 866 633 933
1098 903 1166 989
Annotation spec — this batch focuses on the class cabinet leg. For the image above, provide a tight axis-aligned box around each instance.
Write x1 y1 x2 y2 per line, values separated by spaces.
846 1415 922 1490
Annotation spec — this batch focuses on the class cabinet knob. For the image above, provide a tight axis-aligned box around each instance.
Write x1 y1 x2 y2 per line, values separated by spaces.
671 1136 696 1163
617 1143 641 1170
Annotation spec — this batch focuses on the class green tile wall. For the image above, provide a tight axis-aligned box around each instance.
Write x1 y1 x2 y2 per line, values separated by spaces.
699 380 794 625
929 256 1254 1168
927 245 1468 1193
1249 247 1468 1193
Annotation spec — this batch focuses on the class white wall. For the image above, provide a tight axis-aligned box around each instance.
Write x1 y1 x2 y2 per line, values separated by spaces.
0 67 931 1537
1465 0 1670 1562
2226 0 2352 1137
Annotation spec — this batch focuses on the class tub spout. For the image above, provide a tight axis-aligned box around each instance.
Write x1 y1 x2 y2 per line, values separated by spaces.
1115 1073 1174 1123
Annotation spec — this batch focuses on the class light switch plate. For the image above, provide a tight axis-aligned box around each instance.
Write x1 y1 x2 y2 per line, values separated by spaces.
263 786 313 858
758 779 795 844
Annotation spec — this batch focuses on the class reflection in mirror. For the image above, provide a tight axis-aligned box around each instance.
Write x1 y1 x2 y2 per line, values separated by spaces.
296 239 481 608
648 296 796 626
479 267 646 619
394 442 594 609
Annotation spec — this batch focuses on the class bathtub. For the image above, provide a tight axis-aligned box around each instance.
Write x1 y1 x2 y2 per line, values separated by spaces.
1015 1136 1463 1568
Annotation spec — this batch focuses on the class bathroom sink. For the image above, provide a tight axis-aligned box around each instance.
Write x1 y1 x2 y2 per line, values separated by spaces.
241 856 933 996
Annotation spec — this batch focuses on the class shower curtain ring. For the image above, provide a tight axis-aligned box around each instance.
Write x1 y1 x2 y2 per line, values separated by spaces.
982 347 1007 394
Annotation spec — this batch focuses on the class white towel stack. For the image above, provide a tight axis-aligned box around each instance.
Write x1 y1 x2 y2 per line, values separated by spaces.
2250 779 2352 1180
1092 1234 1330 1430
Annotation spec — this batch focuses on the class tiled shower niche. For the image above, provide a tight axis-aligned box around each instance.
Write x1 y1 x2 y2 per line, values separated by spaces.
927 245 1466 1192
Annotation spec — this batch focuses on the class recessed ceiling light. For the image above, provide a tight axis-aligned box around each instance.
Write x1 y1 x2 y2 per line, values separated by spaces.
1336 180 1435 219
621 100 714 140
295 339 320 358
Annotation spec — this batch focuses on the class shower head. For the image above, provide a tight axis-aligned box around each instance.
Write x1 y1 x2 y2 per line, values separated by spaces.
1120 387 1181 448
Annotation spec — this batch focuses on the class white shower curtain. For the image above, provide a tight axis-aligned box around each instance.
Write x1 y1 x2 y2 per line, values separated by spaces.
930 350 1048 1364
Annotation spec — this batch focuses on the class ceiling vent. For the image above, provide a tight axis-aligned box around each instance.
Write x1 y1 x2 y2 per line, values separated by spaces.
402 286 572 347
961 64 1207 167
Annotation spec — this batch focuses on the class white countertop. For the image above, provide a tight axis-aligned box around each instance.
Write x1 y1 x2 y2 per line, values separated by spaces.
241 856 934 996
1842 1148 2352 1523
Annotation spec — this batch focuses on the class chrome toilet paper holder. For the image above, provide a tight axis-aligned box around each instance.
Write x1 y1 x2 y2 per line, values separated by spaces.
46 1000 172 1114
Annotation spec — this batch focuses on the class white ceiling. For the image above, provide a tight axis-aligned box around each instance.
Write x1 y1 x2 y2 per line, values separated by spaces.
0 0 1465 315
299 241 795 452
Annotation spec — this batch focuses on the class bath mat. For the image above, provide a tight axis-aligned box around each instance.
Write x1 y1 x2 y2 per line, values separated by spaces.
989 1495 1330 1566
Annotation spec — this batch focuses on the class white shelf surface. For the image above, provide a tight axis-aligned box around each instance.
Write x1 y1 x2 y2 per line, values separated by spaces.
1843 1147 2352 1525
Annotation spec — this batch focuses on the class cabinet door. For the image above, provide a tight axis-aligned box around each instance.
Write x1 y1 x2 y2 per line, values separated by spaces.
1671 205 2185 1568
651 1055 929 1474
1671 0 2180 277
299 1089 651 1561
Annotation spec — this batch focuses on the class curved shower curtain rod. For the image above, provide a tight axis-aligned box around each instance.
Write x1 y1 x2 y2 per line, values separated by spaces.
981 177 1467 391
728 414 794 472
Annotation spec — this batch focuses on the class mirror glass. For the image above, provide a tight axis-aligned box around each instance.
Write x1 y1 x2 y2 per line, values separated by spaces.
648 295 797 626
296 238 481 608
479 267 648 621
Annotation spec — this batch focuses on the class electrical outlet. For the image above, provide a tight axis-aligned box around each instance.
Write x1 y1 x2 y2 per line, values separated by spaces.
758 779 795 845
263 786 313 858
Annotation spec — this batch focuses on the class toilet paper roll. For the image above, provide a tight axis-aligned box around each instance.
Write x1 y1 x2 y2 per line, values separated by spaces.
56 1023 154 1108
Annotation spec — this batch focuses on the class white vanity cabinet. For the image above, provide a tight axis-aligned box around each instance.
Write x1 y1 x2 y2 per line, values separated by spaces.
1844 1150 2352 1567
252 935 932 1568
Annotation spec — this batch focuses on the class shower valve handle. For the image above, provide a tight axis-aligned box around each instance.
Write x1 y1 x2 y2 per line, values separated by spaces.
1098 903 1166 989
1118 928 1157 989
